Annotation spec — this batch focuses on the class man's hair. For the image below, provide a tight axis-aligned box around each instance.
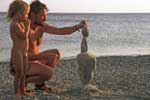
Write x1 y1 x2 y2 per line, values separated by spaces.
29 0 48 15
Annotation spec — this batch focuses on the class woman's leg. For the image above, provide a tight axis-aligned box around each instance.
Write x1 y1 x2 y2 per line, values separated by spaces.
11 51 33 97
11 50 24 96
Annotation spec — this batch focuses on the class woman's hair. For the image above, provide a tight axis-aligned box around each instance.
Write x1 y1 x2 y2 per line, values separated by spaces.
29 0 48 15
7 0 29 21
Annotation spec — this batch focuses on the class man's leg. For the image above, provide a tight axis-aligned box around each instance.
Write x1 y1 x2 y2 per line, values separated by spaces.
39 49 61 68
25 62 53 86
34 49 60 91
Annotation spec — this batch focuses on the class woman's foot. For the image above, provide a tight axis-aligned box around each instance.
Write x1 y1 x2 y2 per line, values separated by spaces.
21 92 34 97
14 91 33 97
14 93 21 98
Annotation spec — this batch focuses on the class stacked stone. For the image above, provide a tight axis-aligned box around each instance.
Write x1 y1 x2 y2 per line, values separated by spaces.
77 27 97 86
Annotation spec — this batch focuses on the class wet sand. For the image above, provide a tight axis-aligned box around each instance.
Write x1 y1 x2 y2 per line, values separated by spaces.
0 55 150 100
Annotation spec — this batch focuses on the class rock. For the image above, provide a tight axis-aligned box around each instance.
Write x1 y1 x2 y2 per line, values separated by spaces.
77 26 97 86
77 52 96 85
81 27 89 37
82 84 98 91
81 37 88 52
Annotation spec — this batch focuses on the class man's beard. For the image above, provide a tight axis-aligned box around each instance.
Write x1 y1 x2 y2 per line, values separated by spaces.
34 18 46 26
34 21 43 26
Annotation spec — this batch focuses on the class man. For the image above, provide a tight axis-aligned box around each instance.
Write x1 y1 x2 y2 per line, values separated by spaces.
28 0 86 92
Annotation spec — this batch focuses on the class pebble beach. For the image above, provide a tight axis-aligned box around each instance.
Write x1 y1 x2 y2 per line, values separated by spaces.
0 55 150 100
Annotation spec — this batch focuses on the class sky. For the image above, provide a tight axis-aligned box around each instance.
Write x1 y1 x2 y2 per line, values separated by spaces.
0 0 150 13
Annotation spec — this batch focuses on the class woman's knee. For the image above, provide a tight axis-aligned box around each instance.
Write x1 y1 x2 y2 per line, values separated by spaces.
15 70 24 79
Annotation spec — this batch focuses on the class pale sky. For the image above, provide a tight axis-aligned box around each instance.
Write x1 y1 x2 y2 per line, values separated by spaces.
0 0 150 13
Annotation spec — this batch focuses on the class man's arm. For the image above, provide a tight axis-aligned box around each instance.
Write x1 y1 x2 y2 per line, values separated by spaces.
28 53 58 61
43 22 81 35
37 37 42 46
28 53 40 61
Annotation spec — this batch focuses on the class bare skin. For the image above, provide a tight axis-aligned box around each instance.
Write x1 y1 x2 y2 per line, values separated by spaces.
27 9 86 91
28 9 86 64
26 62 53 85
10 6 33 97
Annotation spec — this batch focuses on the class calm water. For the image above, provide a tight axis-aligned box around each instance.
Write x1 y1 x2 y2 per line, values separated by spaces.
1 13 150 61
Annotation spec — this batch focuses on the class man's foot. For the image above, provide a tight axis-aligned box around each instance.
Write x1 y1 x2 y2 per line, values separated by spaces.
35 83 52 92
26 89 31 93
20 86 34 97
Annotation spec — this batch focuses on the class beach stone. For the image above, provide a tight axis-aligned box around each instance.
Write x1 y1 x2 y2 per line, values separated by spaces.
77 52 96 85
77 27 97 86
38 94 60 100
82 83 98 91
81 37 88 52
81 27 89 37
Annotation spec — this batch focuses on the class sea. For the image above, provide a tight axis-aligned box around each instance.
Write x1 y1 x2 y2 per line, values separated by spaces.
1 13 150 62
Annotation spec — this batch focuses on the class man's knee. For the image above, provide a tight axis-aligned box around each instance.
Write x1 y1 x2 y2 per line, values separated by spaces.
48 69 53 79
43 68 53 80
53 49 61 59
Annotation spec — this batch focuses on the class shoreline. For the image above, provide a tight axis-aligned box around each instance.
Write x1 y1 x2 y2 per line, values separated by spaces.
1 54 150 63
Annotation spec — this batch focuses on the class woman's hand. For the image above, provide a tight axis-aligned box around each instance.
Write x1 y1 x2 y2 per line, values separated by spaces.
24 19 31 30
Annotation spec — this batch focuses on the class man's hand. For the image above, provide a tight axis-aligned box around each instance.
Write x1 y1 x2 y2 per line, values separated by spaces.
74 20 87 31
78 20 87 29
80 20 87 27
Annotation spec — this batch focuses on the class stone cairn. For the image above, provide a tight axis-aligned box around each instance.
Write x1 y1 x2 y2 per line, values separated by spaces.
77 26 97 90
